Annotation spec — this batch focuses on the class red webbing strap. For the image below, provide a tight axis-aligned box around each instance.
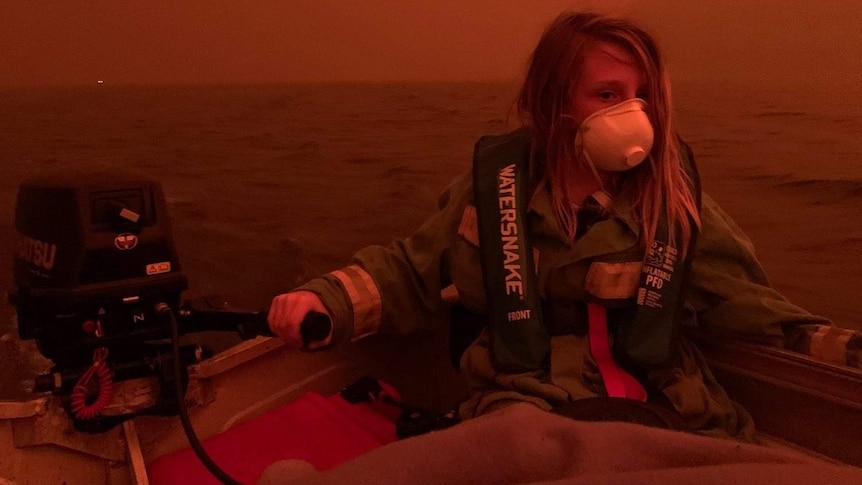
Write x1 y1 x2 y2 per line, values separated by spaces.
587 302 647 401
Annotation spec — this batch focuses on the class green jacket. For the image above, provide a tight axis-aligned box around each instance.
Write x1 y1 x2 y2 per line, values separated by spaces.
299 132 829 440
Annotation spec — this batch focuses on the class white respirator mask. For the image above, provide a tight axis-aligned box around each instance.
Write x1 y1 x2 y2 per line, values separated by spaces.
574 98 654 173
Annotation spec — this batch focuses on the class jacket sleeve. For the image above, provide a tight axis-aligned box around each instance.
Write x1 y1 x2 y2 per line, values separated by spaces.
295 170 474 344
686 192 831 346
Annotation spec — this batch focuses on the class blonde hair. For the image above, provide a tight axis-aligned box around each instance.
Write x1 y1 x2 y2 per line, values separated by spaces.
516 12 700 251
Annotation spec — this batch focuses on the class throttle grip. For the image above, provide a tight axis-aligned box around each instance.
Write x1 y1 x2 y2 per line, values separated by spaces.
239 311 331 346
178 295 332 346
299 311 333 345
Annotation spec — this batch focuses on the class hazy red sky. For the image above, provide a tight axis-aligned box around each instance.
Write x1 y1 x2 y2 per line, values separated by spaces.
2 0 860 86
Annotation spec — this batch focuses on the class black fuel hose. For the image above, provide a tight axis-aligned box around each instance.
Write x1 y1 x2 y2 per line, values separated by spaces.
159 302 331 485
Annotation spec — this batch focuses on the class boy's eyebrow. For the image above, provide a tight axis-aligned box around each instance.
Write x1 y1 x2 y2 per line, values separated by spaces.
591 79 649 94
591 80 626 90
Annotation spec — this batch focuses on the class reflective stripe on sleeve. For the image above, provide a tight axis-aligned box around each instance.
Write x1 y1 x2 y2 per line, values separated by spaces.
331 265 383 340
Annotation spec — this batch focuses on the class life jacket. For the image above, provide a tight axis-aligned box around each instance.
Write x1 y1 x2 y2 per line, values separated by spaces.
465 128 702 374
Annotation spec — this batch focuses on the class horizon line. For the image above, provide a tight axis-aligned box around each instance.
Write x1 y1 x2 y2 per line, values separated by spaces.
0 78 521 89
1 75 856 90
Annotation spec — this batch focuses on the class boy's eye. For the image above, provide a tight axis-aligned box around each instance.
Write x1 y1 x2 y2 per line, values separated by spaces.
598 91 615 101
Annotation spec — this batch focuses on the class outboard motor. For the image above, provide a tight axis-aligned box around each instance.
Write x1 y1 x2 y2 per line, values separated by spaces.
6 175 335 485
12 175 188 368
8 175 206 431
8 175 328 437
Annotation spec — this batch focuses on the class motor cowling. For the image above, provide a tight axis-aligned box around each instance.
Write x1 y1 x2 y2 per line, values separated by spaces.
10 174 188 369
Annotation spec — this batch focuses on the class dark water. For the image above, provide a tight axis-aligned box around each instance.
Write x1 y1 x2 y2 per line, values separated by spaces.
1 80 861 399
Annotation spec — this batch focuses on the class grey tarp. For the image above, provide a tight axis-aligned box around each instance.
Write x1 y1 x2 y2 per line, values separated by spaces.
258 403 862 485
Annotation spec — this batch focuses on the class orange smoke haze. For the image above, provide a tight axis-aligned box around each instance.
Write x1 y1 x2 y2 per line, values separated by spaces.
1 0 860 86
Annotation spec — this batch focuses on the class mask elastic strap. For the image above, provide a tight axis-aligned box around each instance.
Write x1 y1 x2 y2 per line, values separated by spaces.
582 150 607 193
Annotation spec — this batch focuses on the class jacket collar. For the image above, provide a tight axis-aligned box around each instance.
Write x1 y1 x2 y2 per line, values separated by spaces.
527 181 641 262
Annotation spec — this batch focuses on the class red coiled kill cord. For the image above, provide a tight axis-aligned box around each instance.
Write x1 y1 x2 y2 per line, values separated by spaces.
70 347 115 420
